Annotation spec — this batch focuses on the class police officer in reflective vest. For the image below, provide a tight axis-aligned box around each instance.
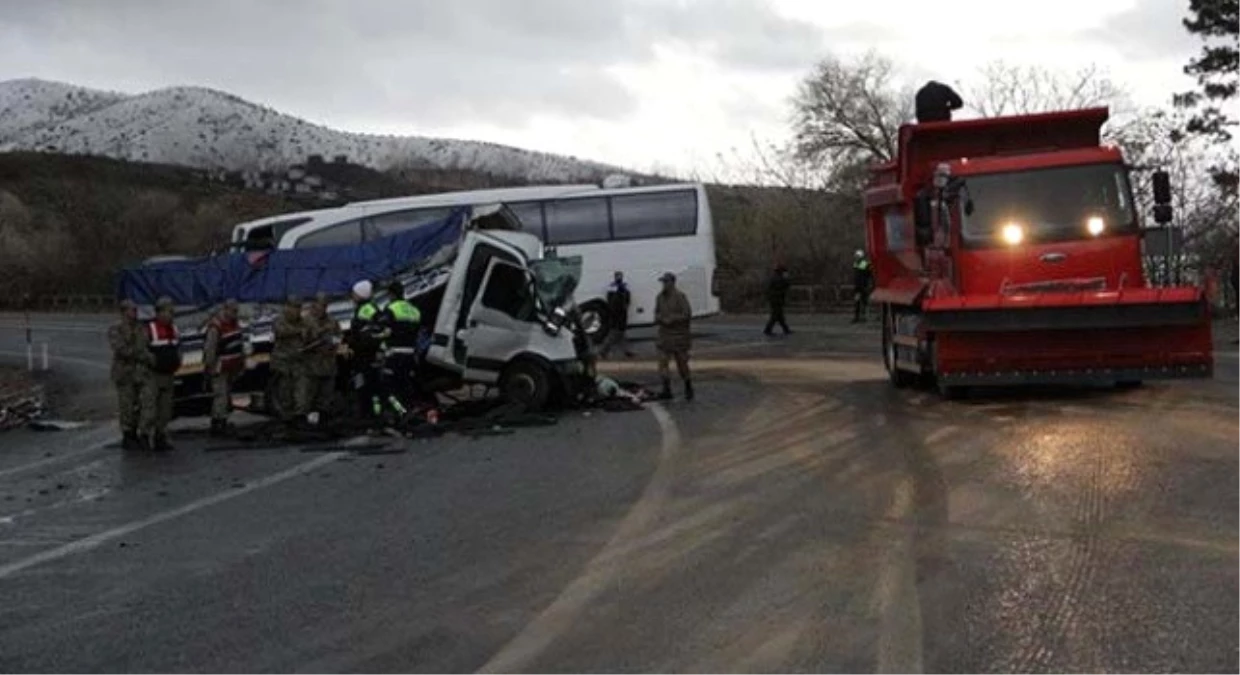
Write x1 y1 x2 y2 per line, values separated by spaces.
380 280 421 417
345 279 386 422
852 250 873 324
141 296 183 452
203 299 244 437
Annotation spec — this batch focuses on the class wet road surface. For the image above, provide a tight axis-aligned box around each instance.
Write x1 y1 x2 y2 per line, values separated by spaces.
0 313 1236 672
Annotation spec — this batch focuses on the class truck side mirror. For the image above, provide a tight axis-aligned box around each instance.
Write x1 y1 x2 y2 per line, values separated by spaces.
1152 170 1172 205
913 194 934 247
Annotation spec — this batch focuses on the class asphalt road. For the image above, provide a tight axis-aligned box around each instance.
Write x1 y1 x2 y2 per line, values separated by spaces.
0 312 1236 673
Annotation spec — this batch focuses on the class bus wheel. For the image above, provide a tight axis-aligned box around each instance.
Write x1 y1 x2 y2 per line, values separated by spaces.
501 360 553 412
579 301 611 346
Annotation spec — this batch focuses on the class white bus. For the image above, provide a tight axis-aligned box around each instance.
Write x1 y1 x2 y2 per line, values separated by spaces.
227 182 721 342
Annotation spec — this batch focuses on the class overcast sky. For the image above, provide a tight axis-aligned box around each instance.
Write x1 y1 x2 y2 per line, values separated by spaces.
0 0 1209 177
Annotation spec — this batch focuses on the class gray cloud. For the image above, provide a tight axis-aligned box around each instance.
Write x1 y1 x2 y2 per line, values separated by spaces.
1083 0 1200 61
0 0 827 131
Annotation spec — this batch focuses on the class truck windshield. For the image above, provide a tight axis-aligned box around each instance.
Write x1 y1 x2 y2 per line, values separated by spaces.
530 255 584 311
960 163 1136 247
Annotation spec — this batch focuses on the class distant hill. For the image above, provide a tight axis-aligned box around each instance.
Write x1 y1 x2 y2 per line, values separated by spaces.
0 77 628 182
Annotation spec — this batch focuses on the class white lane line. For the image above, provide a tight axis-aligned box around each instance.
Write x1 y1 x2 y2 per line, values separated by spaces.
0 451 345 581
873 479 925 674
477 402 681 674
0 349 110 371
0 426 115 479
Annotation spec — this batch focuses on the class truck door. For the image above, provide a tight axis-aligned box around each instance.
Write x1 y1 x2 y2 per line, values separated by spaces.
457 258 538 383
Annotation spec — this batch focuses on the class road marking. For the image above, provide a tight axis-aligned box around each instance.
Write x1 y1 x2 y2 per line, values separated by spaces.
477 402 681 674
873 479 925 674
0 426 115 479
0 451 345 581
0 349 109 371
922 425 959 446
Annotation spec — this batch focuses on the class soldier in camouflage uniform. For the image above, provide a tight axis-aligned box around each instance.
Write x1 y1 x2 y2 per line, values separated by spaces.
270 297 306 423
108 299 153 451
203 299 245 437
297 293 342 425
140 296 183 452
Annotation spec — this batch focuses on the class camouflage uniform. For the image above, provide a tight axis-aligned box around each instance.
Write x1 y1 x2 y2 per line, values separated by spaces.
270 299 306 421
297 298 341 420
203 300 245 435
654 274 694 400
108 301 152 449
140 297 183 451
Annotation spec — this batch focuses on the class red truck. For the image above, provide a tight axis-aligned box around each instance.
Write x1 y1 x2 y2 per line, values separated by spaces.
864 106 1214 397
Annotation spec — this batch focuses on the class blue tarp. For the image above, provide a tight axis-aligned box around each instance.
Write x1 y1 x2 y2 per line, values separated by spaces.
117 207 469 306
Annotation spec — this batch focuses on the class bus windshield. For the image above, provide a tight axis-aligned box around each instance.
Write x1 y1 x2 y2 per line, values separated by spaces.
961 163 1136 247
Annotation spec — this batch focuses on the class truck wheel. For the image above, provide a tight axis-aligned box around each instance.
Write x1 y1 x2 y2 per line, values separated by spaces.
579 301 611 346
883 307 916 388
500 360 553 412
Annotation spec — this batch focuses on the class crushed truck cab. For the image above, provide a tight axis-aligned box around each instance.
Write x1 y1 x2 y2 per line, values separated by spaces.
865 107 1213 395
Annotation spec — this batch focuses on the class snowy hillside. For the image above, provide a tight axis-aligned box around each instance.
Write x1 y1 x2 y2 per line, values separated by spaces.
0 78 625 182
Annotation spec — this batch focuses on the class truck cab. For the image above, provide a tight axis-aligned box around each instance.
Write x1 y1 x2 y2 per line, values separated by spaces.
865 107 1212 394
426 224 589 410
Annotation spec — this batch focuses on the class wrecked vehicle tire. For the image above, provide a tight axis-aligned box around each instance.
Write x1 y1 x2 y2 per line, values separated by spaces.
500 360 553 412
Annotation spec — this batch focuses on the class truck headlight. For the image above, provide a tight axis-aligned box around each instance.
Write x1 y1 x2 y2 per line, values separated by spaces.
1086 216 1105 236
1001 223 1024 245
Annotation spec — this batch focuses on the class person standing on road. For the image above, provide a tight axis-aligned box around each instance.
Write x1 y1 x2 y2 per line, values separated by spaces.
654 272 694 401
378 280 420 419
601 271 635 359
344 279 385 422
140 296 182 452
852 250 873 324
203 299 244 437
108 299 152 451
271 296 306 425
298 293 341 426
764 264 792 336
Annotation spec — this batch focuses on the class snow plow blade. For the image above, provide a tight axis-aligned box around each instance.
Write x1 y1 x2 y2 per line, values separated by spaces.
922 287 1213 386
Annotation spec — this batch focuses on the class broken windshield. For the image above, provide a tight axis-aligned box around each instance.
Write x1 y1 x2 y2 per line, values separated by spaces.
530 255 584 311
960 163 1136 247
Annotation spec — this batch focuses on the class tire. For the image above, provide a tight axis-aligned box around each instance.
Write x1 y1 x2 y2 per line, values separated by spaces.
882 305 917 388
500 360 553 412
578 301 611 346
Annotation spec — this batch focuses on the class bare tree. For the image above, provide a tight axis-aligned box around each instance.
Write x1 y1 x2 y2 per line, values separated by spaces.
791 51 913 171
964 62 1132 118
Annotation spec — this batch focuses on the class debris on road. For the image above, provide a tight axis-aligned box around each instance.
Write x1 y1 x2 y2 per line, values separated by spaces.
0 366 46 431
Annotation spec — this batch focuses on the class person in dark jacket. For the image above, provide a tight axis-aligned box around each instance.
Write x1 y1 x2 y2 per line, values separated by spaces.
601 271 635 359
915 80 964 123
764 265 792 336
852 250 873 323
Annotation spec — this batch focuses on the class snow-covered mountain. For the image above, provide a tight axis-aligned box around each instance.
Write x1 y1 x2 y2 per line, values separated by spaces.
0 78 625 182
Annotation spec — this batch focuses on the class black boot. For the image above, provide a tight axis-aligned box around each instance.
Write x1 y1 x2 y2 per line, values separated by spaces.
209 418 227 438
657 378 673 401
121 431 140 451
684 379 695 401
153 433 173 452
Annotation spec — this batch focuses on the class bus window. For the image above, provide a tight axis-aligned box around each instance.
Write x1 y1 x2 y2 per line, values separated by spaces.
296 220 362 248
545 197 610 245
507 201 545 238
610 190 697 240
365 207 454 239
